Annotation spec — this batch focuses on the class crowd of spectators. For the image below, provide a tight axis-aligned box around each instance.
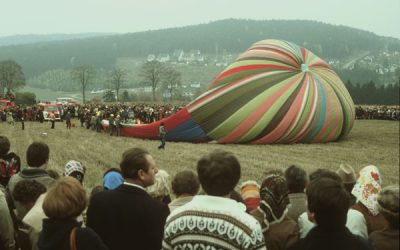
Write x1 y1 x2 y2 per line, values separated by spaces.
355 105 400 120
1 102 399 128
0 135 398 250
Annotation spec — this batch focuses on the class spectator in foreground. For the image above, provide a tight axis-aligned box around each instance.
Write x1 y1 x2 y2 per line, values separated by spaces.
298 169 368 239
0 135 21 187
168 170 200 212
250 174 299 250
288 178 373 250
146 169 171 204
64 160 85 184
240 180 260 212
284 165 308 221
352 165 389 234
0 188 15 250
369 185 399 250
163 150 266 250
12 180 47 250
8 142 54 219
38 177 108 250
337 164 357 205
102 168 123 190
87 148 169 250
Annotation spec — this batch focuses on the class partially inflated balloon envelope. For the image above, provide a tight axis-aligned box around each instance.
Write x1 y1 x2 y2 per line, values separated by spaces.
113 39 355 144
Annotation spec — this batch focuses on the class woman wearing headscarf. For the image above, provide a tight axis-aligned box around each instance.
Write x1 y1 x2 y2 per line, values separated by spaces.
250 174 299 250
351 165 389 235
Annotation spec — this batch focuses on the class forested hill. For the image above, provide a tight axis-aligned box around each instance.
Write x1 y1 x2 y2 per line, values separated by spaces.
1 19 399 77
0 33 114 46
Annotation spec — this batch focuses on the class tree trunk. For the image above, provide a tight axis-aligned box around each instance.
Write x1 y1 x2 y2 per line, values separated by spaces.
82 87 86 104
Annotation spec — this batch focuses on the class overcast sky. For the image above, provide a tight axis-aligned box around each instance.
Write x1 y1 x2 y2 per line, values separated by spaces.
1 0 399 39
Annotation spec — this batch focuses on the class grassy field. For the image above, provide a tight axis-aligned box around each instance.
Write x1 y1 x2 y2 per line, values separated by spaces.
1 120 399 191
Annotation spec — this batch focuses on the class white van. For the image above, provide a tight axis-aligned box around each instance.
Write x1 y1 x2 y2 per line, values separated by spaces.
56 97 74 105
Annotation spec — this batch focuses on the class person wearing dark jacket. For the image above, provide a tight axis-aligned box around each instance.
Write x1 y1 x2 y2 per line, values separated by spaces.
87 148 169 250
38 177 108 250
288 178 373 250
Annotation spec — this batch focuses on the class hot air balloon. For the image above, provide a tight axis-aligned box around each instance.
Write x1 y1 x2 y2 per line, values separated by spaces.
105 39 355 144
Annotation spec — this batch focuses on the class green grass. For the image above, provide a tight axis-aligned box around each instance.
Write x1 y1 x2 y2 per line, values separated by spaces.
1 120 398 191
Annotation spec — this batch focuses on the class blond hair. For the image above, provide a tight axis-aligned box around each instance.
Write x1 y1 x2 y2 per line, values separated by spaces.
43 176 87 219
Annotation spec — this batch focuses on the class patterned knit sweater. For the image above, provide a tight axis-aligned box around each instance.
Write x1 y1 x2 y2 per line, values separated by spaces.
162 195 266 250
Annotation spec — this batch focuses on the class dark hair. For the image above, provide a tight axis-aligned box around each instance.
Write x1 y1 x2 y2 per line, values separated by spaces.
197 150 241 196
306 177 350 229
171 170 200 196
26 142 49 167
309 168 343 184
120 148 150 179
103 167 122 177
13 180 46 205
0 136 10 156
230 190 244 203
284 165 308 193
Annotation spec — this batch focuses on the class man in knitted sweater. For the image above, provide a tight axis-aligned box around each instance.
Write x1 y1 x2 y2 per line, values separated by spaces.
162 150 266 250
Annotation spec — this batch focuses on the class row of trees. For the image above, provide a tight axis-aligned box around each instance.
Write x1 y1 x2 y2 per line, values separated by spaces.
71 60 182 103
345 80 400 105
1 59 184 104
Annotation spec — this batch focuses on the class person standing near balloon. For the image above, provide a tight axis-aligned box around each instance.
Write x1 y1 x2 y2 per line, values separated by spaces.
158 122 167 150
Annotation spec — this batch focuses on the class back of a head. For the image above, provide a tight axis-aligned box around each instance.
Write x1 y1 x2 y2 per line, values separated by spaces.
377 185 399 229
146 169 171 198
284 165 308 193
0 136 10 156
12 179 46 205
43 176 87 219
197 150 241 196
309 168 343 184
103 168 124 190
26 142 49 168
306 177 350 229
120 148 149 179
64 160 85 184
171 170 200 196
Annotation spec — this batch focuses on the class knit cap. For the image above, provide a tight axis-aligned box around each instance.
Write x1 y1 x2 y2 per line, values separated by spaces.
64 160 85 183
103 169 124 190
240 180 261 212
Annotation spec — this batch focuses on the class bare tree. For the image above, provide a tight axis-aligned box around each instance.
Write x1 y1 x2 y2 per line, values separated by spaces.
0 60 26 96
110 67 127 101
162 67 182 101
139 61 165 101
71 65 95 104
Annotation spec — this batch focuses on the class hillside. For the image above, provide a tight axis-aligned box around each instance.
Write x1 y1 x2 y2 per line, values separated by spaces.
0 33 114 46
1 19 399 78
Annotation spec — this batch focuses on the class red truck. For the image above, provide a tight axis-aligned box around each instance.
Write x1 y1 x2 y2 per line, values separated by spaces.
0 99 15 111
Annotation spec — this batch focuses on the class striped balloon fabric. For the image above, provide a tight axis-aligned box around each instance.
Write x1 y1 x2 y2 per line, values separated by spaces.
120 39 355 144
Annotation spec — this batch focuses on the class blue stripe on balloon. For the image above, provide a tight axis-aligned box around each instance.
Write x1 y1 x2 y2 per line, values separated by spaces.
166 118 208 142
